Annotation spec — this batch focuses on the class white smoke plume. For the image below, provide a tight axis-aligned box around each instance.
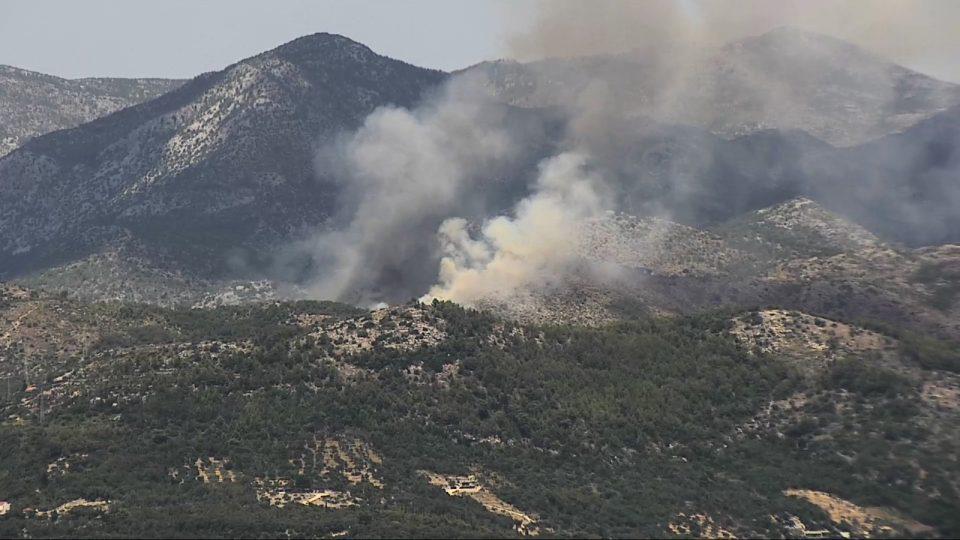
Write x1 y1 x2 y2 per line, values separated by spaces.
289 1 960 309
423 152 608 304
299 74 517 304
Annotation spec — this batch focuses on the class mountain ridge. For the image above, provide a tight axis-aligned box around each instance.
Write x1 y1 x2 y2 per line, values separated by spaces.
469 26 960 146
0 32 448 280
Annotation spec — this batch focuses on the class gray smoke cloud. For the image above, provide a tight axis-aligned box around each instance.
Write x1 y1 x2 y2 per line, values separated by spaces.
295 69 624 307
423 151 609 304
297 74 519 305
298 72 619 307
491 0 960 248
507 0 960 83
288 0 960 308
489 0 960 149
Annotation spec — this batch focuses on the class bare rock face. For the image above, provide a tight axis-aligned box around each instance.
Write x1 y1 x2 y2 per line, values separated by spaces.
730 309 891 366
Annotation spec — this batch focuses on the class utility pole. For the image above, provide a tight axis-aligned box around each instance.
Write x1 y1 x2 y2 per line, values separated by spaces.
2 351 9 403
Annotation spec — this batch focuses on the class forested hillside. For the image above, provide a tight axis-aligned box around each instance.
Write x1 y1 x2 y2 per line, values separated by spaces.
1 286 957 537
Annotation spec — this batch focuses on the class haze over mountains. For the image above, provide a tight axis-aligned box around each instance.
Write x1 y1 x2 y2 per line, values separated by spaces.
472 26 960 146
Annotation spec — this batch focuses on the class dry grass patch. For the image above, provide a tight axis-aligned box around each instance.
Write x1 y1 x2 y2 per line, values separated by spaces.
667 512 737 538
421 471 541 536
169 457 239 484
922 378 960 411
254 477 359 509
784 489 933 537
731 310 889 368
28 499 109 520
290 435 384 489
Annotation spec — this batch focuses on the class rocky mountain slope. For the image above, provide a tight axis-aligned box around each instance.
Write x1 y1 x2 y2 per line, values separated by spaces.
469 26 960 147
0 65 183 157
0 33 446 280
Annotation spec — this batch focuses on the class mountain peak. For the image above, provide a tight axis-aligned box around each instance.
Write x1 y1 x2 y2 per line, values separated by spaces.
0 65 183 158
274 32 370 53
257 32 407 69
759 25 831 40
728 24 880 62
0 32 447 279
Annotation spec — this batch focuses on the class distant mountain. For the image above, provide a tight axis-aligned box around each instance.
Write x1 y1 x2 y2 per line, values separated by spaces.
468 26 960 146
524 105 960 247
0 33 446 280
582 121 829 226
0 65 183 157
807 105 960 246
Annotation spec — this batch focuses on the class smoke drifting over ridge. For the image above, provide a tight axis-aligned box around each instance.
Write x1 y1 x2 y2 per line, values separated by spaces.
292 75 519 305
299 69 617 306
288 0 960 308
298 67 623 306
507 0 960 83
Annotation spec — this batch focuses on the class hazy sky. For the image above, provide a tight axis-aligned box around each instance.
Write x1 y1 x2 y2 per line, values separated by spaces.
0 0 530 78
2 0 958 82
